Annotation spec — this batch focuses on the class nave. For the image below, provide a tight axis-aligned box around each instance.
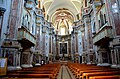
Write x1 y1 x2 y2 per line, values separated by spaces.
1 62 120 79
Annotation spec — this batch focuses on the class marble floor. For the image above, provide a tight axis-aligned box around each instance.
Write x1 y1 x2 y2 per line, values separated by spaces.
57 65 76 79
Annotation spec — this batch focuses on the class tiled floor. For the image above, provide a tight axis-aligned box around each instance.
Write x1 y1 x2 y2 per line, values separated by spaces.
57 65 76 79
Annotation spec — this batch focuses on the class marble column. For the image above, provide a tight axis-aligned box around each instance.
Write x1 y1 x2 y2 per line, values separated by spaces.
75 33 78 53
33 53 41 66
48 33 53 62
84 14 94 64
111 49 118 68
21 49 33 68
39 55 41 64
16 51 22 70
68 36 71 61
111 46 120 68
42 26 46 61
52 35 56 62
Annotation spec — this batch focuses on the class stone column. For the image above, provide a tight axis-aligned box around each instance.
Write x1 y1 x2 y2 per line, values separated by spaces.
49 35 52 53
75 33 78 53
42 25 47 63
48 34 51 62
73 34 76 62
111 49 117 68
9 0 22 39
97 48 103 66
16 51 22 69
30 51 33 67
52 35 56 62
68 36 71 61
21 49 33 68
84 14 94 64
71 33 75 62
55 32 59 60
39 55 41 64
48 27 53 59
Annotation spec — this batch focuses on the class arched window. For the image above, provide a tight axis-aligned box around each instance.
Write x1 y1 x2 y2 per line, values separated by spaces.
60 27 65 35
100 11 104 27
32 25 34 33
24 14 28 28
25 14 28 20
22 16 24 25
92 22 96 34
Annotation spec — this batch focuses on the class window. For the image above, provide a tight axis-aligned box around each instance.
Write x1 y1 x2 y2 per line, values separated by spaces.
32 25 34 33
100 12 104 27
28 22 30 30
24 15 28 28
99 20 101 27
60 27 65 35
22 16 24 25
104 14 107 23
25 14 28 20
92 22 96 34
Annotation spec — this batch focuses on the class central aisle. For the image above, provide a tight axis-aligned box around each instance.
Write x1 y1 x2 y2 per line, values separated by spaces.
57 65 76 79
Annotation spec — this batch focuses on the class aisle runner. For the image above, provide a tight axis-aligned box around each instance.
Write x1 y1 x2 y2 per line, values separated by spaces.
57 65 76 79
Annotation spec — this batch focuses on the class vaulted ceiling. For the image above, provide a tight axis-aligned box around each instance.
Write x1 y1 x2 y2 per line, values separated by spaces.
41 0 82 34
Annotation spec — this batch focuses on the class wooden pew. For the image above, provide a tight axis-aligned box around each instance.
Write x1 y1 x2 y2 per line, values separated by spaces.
68 63 97 77
1 78 49 79
89 75 120 79
67 62 120 79
78 69 119 78
7 63 61 79
81 71 120 79
7 73 53 78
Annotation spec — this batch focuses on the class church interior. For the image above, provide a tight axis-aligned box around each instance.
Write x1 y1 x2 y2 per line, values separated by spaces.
0 0 120 79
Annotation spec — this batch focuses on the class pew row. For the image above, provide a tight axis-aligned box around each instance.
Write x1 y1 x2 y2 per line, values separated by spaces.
81 71 120 79
7 63 61 79
89 75 120 79
1 78 49 79
67 62 120 79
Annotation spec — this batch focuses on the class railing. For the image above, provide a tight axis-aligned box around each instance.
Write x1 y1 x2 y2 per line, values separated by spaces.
18 26 36 45
93 26 113 44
